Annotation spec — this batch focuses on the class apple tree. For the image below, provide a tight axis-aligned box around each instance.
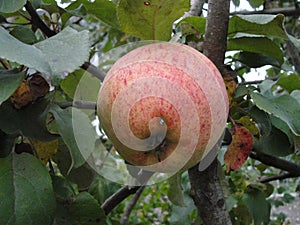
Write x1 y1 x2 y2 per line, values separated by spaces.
0 0 300 224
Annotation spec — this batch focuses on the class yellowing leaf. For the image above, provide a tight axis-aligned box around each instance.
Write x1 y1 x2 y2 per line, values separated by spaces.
224 126 253 172
10 80 33 109
236 116 259 136
225 79 238 105
32 139 58 164
9 74 49 109
223 67 238 105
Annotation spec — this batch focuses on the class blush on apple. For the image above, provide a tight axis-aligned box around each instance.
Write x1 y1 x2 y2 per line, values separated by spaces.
97 42 229 173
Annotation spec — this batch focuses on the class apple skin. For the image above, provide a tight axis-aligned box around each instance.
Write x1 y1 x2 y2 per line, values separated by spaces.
97 42 229 173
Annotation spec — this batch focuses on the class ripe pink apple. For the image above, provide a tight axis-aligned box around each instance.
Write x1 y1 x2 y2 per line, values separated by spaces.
97 42 229 173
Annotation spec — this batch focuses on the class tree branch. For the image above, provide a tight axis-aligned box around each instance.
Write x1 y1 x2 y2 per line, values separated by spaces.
101 186 140 215
203 0 230 71
189 159 232 224
232 7 300 16
250 151 300 174
24 1 106 80
259 172 300 183
187 0 232 224
120 186 145 225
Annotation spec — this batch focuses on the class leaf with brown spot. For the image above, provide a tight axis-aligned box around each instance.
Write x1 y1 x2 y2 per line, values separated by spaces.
224 125 253 172
28 73 50 101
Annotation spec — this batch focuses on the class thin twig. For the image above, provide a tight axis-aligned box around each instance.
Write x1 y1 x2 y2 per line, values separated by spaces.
0 59 10 69
81 62 106 81
186 0 205 16
55 100 96 110
101 186 140 215
231 7 300 16
250 151 300 174
120 186 145 225
24 1 56 37
240 77 279 85
259 172 300 183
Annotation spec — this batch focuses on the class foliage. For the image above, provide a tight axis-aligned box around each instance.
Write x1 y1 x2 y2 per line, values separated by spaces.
0 0 299 224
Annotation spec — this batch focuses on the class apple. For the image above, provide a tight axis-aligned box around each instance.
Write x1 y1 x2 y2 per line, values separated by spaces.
97 42 228 173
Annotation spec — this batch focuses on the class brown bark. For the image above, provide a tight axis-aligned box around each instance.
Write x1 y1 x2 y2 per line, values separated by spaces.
189 159 232 224
203 0 230 71
188 0 232 224
250 151 300 174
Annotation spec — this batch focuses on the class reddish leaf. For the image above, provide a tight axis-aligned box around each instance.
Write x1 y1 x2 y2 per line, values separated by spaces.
224 125 253 172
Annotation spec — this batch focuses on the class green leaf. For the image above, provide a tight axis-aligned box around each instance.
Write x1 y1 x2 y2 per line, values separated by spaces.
0 69 25 105
0 27 90 78
169 192 197 225
254 126 294 156
0 0 26 13
65 3 87 17
0 130 15 157
117 0 189 40
0 153 56 225
248 106 272 137
243 188 270 225
49 105 96 169
167 173 185 207
66 0 119 28
66 162 96 191
61 68 100 102
248 0 264 8
238 51 281 68
291 90 300 104
227 37 284 65
228 14 287 39
10 26 37 44
54 192 106 225
34 27 90 76
83 0 119 28
54 141 99 190
0 27 52 75
0 99 58 141
51 175 76 202
60 69 84 99
288 34 300 51
251 93 300 136
88 177 121 205
178 16 206 36
270 116 293 143
276 74 300 93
